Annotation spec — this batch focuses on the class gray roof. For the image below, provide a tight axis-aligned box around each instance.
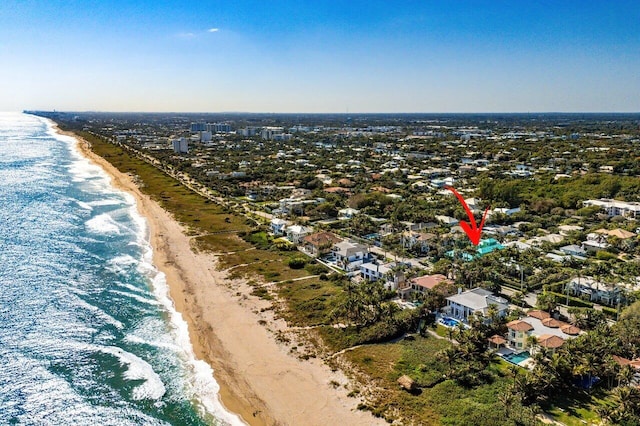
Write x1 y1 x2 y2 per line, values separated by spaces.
446 288 509 312
333 241 369 257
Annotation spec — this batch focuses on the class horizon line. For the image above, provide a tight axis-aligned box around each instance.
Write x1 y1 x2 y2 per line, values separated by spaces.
23 109 640 115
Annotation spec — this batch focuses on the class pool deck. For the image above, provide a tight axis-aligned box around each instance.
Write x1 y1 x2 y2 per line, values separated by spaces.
497 347 534 369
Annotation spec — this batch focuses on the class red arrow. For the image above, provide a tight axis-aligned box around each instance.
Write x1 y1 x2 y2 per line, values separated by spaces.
444 185 490 246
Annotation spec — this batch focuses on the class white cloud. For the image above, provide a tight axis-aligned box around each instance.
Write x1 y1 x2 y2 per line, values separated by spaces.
208 28 219 33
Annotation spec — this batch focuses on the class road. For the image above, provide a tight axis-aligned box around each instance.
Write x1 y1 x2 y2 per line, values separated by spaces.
368 245 430 270
500 286 574 318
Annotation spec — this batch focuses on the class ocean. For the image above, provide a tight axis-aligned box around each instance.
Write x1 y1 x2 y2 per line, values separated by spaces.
0 113 242 425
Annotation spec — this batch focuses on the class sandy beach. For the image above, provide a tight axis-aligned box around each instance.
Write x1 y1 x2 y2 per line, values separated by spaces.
60 127 383 426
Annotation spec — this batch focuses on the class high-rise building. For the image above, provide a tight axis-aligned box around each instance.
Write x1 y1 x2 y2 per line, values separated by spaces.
172 137 189 153
190 123 206 132
206 123 232 133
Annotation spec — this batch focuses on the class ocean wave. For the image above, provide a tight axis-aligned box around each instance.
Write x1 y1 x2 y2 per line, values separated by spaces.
0 349 167 425
123 333 182 352
87 199 124 207
67 159 106 182
72 296 125 331
75 200 94 211
146 271 245 426
114 281 151 296
27 114 245 425
106 254 139 274
86 213 122 235
108 290 162 307
100 346 167 401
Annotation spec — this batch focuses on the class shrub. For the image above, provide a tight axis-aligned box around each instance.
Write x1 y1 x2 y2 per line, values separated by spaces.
596 251 617 261
602 306 618 319
305 263 328 275
288 257 307 269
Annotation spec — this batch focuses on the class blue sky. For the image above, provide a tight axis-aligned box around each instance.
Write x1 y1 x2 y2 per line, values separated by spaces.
0 0 638 112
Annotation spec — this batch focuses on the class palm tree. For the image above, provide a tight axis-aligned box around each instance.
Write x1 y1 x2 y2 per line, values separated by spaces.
437 347 458 378
526 335 538 351
617 364 635 387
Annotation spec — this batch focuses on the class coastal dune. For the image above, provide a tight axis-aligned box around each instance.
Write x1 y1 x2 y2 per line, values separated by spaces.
64 128 382 426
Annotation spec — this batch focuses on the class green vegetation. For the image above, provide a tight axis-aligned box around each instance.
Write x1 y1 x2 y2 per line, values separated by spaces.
275 279 344 326
344 337 539 425
69 125 640 426
478 174 640 209
82 131 252 252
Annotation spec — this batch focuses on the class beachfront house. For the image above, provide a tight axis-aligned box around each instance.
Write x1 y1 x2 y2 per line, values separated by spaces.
360 261 390 282
302 232 342 257
445 288 509 322
503 310 581 352
270 218 287 236
360 262 406 290
507 320 534 350
332 240 372 272
285 225 312 245
409 274 452 296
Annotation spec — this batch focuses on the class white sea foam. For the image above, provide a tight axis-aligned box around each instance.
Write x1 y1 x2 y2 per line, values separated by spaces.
1 349 166 425
105 254 138 275
72 296 125 331
43 114 245 425
109 290 161 307
76 200 93 211
115 281 150 295
146 267 245 425
67 160 104 182
101 346 167 401
87 199 123 207
123 333 182 352
86 213 122 235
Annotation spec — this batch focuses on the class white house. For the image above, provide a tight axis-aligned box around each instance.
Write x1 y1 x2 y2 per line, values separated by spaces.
401 230 437 253
559 244 587 259
435 215 459 226
360 262 408 291
445 288 509 322
332 241 372 272
567 276 624 306
338 208 360 220
583 199 640 219
582 233 609 252
270 218 287 236
285 225 312 244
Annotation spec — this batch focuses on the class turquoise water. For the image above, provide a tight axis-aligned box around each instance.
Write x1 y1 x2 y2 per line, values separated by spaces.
504 351 531 365
0 113 242 425
439 317 462 328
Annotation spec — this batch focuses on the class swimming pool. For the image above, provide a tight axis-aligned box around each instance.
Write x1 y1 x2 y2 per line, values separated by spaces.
504 351 531 365
439 317 462 328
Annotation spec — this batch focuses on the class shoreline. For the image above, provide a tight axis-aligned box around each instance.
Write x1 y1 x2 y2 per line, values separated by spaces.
54 124 383 426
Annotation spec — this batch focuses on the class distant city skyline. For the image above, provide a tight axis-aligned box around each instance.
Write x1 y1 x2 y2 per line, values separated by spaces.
1 1 638 113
